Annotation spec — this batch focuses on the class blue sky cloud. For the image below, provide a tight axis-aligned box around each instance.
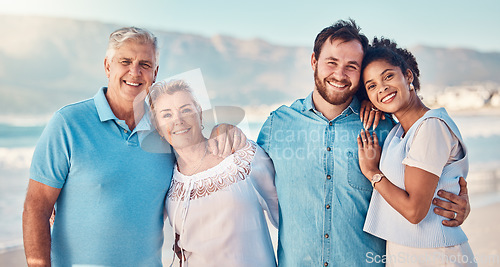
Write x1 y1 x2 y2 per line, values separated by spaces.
2 0 499 52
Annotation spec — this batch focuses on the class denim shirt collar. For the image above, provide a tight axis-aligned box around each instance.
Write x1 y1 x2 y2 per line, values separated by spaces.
303 92 361 119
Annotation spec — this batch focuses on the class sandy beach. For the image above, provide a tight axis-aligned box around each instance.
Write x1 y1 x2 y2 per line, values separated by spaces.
461 201 500 266
0 247 25 267
2 201 499 267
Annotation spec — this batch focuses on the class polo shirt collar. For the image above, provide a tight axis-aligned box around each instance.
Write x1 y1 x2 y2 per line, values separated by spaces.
135 103 153 132
94 87 118 122
94 87 153 131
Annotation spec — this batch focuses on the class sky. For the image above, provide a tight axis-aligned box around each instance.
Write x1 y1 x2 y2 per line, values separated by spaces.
1 0 500 52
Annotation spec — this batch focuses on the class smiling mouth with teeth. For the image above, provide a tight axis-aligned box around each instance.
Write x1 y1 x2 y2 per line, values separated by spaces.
124 81 141 86
173 128 190 135
327 80 348 89
381 92 396 103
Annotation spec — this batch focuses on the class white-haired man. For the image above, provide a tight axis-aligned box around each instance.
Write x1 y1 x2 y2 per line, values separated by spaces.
22 27 244 266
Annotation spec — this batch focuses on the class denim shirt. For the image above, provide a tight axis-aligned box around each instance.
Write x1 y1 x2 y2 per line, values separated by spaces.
257 94 393 266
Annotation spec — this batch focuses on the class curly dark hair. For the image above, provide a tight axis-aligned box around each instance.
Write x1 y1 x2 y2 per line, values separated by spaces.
360 37 421 98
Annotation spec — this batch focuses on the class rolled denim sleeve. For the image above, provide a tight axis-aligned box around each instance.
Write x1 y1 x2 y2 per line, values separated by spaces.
257 112 274 154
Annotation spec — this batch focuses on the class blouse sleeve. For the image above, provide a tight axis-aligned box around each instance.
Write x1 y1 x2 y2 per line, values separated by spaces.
402 118 463 177
249 143 279 228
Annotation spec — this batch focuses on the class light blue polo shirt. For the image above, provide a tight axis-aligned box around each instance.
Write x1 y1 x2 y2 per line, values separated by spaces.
30 88 175 266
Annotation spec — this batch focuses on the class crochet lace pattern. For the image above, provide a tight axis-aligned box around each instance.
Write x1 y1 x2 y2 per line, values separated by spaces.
167 141 256 201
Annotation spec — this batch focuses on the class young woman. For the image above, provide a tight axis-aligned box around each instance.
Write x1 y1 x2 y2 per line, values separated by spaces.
357 38 476 266
149 79 278 267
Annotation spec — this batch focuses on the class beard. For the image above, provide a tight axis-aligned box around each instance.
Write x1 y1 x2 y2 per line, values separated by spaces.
314 67 357 106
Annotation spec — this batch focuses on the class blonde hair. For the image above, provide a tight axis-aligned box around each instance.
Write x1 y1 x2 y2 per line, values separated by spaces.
149 80 202 130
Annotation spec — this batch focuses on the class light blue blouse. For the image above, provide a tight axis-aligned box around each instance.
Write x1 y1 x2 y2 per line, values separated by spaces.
363 108 469 248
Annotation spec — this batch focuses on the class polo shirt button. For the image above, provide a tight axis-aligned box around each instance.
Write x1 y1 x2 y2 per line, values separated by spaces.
326 147 331 151
326 204 330 209
325 233 329 238
326 175 331 180
124 129 127 133
324 262 328 266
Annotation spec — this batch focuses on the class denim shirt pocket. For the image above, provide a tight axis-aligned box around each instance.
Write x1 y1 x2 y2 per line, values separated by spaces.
347 150 373 191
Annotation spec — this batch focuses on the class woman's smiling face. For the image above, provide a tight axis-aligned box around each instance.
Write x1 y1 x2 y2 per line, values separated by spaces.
363 59 413 114
154 91 204 149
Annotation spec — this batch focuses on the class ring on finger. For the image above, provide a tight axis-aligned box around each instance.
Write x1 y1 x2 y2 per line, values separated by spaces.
371 107 378 111
453 212 457 219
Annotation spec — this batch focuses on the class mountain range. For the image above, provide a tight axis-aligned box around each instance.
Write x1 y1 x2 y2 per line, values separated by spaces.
1 14 500 115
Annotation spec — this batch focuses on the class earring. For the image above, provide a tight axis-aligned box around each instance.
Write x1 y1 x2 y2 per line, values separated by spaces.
201 124 205 130
409 83 415 91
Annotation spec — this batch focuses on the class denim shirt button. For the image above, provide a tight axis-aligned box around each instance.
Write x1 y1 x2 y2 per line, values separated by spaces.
326 147 331 151
329 121 333 126
326 175 331 180
324 262 329 266
326 204 330 209
325 233 329 238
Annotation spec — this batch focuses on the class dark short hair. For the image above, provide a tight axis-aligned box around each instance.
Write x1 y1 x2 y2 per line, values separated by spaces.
313 19 369 60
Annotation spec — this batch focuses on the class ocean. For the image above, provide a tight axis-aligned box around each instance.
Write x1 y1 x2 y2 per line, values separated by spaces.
1 113 500 254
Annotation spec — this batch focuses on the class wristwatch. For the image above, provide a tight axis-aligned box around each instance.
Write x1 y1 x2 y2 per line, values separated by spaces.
371 173 385 188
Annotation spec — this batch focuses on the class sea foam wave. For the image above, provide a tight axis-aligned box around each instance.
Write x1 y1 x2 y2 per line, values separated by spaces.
0 239 23 253
449 114 500 138
0 147 34 169
0 114 52 127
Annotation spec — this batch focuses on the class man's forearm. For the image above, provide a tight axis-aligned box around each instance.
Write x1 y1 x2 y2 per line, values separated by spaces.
23 209 52 267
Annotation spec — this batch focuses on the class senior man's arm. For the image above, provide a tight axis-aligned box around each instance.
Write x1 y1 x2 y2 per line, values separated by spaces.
23 179 61 267
208 124 247 157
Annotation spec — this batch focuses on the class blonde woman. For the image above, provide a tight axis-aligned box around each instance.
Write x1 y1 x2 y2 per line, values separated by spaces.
149 80 278 266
